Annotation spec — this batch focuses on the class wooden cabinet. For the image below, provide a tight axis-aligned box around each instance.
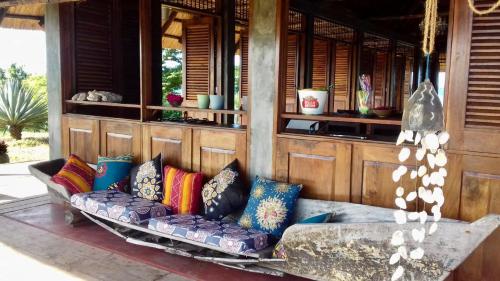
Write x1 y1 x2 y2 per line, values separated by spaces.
351 143 418 210
142 124 192 170
192 128 247 178
62 115 100 164
100 120 142 163
275 136 351 201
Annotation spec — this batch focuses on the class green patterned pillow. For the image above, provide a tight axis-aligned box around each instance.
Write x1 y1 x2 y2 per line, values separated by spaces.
238 176 302 239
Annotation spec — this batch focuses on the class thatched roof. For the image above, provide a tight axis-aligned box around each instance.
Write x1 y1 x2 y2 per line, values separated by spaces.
0 0 80 30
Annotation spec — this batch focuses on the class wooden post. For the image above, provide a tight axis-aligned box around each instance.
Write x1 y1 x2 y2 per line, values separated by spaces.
304 14 314 88
222 0 236 124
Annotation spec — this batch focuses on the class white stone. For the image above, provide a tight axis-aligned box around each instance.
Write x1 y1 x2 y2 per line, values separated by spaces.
427 153 436 169
435 151 448 167
398 246 408 259
410 247 425 260
394 210 407 224
415 132 422 145
408 211 419 220
416 148 426 161
405 130 414 142
419 211 428 224
391 266 404 281
396 187 404 197
395 198 407 209
390 253 400 265
418 165 427 177
439 168 447 178
399 147 411 162
429 222 438 234
425 133 440 150
392 170 401 182
422 174 431 187
412 228 425 243
396 131 406 146
406 192 417 202
438 131 450 145
410 170 417 179
391 230 405 246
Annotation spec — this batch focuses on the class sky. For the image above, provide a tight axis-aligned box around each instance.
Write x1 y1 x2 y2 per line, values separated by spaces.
0 28 46 75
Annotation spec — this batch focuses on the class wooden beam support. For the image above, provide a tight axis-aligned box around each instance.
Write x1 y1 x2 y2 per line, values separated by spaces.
161 10 177 35
304 14 314 88
221 0 235 124
0 0 81 8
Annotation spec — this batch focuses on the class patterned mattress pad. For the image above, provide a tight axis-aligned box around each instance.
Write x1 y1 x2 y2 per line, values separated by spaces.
148 215 272 255
70 190 172 224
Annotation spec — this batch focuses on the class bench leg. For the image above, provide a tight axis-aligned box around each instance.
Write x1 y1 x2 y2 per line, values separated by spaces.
64 204 87 226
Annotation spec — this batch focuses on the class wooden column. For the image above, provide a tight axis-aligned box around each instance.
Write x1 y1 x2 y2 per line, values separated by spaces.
222 0 235 124
303 14 314 88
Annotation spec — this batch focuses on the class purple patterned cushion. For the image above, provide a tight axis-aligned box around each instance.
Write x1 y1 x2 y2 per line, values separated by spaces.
148 215 271 254
70 190 172 224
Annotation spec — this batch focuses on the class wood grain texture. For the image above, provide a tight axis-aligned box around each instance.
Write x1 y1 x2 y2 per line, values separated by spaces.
61 115 100 164
99 120 142 163
192 128 247 178
142 124 192 170
275 137 351 201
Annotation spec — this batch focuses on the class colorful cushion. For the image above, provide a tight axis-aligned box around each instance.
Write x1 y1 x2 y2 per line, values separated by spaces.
238 176 302 239
131 154 163 202
148 215 271 254
298 212 334 224
52 154 96 195
93 154 133 192
202 160 246 220
70 190 172 224
163 166 203 214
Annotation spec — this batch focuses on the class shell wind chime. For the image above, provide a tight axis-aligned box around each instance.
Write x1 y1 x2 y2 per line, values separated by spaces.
389 0 449 280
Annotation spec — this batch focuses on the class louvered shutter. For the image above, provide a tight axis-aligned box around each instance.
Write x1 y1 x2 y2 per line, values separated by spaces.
74 0 114 93
183 22 213 106
311 38 329 89
373 51 388 108
286 34 299 112
240 32 249 97
332 43 350 111
466 3 500 129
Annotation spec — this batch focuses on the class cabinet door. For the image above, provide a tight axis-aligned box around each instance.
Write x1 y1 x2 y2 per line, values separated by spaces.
62 116 100 164
192 129 246 178
275 137 351 201
454 155 500 281
142 124 192 170
100 120 142 163
351 144 418 210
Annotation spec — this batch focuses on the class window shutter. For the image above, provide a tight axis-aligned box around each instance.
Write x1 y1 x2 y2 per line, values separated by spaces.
332 43 350 111
286 34 299 112
183 22 213 105
311 38 329 89
373 51 388 108
466 2 500 129
240 32 249 97
74 0 114 93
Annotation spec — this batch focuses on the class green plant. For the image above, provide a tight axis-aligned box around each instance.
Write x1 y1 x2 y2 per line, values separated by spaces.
0 79 48 140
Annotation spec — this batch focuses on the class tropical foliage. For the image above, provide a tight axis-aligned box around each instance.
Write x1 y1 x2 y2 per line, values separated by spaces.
0 79 48 140
162 48 183 119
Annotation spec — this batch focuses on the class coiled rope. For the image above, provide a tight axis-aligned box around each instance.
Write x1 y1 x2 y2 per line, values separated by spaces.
467 0 500 15
422 0 438 79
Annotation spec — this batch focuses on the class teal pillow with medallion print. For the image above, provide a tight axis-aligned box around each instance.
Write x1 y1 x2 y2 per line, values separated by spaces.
93 154 133 192
238 176 302 239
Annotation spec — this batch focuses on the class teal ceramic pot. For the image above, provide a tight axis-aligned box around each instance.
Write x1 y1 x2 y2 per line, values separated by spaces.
209 95 224 110
197 95 210 109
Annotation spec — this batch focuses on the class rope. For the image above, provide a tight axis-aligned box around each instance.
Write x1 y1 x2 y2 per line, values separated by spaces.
422 0 438 55
467 0 500 15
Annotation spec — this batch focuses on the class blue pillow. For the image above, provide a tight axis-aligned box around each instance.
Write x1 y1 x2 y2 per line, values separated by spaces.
238 176 302 239
93 155 133 191
299 212 334 224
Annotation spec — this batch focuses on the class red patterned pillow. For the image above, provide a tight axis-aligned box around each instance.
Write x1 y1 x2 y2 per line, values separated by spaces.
52 154 96 194
163 166 204 214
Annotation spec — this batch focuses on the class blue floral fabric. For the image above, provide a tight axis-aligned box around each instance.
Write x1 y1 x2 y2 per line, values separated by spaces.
148 215 271 254
70 190 172 224
238 176 302 239
93 155 133 191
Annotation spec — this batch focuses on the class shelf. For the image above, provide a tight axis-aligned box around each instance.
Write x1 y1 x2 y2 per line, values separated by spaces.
281 113 401 126
65 100 141 108
146 105 247 115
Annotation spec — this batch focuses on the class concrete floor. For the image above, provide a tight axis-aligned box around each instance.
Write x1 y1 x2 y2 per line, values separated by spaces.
0 215 190 281
0 161 47 203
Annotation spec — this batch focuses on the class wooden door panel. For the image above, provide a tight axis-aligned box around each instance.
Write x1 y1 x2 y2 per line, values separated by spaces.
142 124 192 170
275 137 351 201
192 129 246 178
62 116 99 164
100 120 141 163
460 172 500 222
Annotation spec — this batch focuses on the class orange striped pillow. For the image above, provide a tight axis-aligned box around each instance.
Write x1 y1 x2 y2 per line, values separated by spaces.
52 154 96 194
163 166 203 215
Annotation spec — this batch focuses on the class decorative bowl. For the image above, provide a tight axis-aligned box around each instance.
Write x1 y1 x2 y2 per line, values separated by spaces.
373 107 395 118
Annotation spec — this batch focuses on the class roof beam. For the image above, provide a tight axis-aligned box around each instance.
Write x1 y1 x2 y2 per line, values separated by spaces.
161 10 177 35
0 0 81 8
5 13 43 21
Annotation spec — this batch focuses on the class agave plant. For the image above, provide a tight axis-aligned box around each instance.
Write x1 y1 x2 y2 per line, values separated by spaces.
0 79 48 140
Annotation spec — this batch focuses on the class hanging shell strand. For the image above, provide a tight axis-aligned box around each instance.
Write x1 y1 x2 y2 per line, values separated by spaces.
390 130 449 281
